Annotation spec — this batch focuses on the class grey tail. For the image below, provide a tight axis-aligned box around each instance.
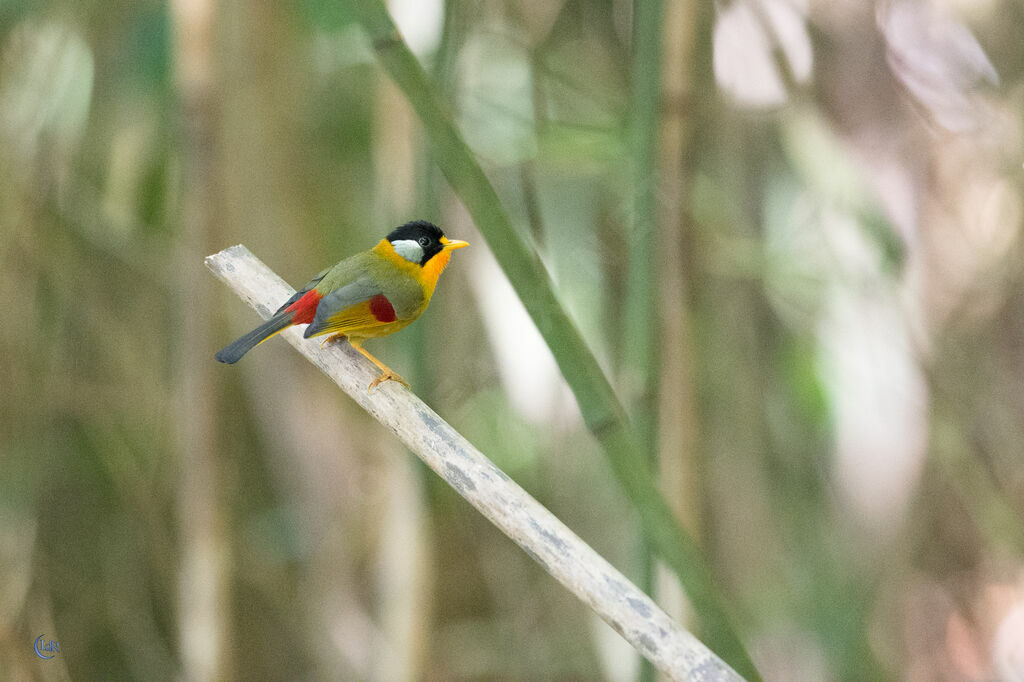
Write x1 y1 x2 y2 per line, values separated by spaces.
215 312 293 364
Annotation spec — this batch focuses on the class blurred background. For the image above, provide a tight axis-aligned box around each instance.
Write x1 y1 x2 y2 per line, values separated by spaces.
2 0 1023 679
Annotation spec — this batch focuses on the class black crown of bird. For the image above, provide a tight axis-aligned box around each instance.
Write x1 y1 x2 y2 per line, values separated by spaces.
215 220 469 391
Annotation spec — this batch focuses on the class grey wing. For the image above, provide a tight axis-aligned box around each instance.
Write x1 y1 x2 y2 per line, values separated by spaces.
302 276 382 338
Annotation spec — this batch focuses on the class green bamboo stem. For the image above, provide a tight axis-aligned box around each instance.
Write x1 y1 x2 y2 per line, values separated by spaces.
627 3 666 680
348 3 760 678
624 0 662 399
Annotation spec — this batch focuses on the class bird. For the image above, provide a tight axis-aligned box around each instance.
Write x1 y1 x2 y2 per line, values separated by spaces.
215 220 469 391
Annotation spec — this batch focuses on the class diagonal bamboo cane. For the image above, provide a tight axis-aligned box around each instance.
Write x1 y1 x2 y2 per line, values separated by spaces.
346 3 760 678
205 244 741 681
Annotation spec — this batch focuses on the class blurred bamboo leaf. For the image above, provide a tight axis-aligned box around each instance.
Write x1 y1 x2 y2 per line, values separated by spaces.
0 19 93 162
536 124 623 168
781 110 905 270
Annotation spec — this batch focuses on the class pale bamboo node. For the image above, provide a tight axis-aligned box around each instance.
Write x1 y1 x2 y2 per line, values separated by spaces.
205 244 743 682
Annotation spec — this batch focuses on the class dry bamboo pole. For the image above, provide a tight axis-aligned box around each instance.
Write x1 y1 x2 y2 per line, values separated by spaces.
172 0 231 678
205 244 742 682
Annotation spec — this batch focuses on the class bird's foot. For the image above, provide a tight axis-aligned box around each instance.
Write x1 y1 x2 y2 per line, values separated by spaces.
321 334 347 348
367 370 409 393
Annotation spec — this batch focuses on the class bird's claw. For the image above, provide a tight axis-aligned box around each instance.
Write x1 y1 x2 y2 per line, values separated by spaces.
367 371 409 393
321 334 346 348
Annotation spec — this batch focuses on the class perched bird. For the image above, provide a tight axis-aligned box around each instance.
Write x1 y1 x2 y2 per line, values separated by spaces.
215 220 469 391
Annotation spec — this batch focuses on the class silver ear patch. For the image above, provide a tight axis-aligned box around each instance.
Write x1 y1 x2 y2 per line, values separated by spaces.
391 239 425 263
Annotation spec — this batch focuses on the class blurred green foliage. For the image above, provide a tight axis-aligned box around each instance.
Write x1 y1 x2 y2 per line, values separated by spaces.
2 0 1023 679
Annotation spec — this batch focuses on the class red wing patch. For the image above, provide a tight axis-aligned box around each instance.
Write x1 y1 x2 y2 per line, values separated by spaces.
284 289 323 325
369 294 397 322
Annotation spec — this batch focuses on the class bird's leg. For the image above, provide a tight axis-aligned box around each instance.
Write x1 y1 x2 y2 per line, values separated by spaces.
348 339 409 392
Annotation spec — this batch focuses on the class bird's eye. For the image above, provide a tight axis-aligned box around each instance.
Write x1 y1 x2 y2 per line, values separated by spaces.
418 237 430 247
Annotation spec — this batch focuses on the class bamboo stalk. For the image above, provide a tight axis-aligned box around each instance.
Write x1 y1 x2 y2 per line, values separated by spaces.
627 2 667 680
624 0 663 399
171 0 231 679
205 244 742 681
